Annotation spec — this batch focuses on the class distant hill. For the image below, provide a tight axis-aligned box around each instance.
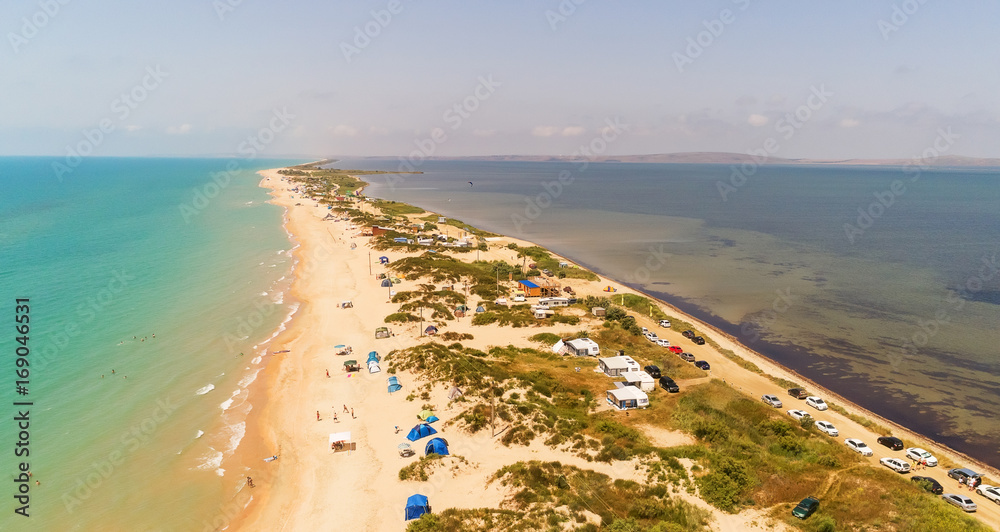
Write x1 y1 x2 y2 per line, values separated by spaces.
392 152 1000 167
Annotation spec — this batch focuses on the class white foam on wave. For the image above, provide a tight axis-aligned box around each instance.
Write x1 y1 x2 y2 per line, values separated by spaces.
272 292 283 305
238 368 262 388
195 384 215 395
251 355 262 365
260 291 268 297
220 389 241 411
195 448 224 473
195 430 205 439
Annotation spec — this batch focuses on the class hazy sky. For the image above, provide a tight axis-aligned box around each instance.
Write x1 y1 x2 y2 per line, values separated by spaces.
3 0 998 159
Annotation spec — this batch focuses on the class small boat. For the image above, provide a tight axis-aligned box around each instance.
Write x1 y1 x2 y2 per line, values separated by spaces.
263 455 278 462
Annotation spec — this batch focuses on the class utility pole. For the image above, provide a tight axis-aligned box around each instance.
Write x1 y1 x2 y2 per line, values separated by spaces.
490 377 496 437
368 252 372 275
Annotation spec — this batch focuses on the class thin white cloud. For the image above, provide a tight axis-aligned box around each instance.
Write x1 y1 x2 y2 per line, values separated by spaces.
532 125 560 137
839 118 860 128
331 124 358 137
473 129 496 137
166 124 192 135
747 114 769 127
561 126 586 136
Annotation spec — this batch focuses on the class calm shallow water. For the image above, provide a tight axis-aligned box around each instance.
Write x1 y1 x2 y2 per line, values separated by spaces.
356 158 1000 470
0 157 303 530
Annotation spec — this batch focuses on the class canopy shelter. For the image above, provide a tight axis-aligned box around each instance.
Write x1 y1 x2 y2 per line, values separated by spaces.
368 361 381 374
387 376 403 393
381 279 392 287
379 256 390 264
424 325 438 335
375 327 391 339
343 360 360 372
603 286 617 292
448 386 463 400
404 494 430 521
340 301 353 308
405 423 437 442
367 351 380 364
329 432 354 454
417 409 439 423
424 437 449 456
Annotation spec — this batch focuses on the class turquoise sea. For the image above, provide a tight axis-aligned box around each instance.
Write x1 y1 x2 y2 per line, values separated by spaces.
357 159 1000 471
0 157 303 531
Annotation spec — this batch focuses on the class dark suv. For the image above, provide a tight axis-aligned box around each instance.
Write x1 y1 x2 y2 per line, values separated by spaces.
876 436 904 451
692 336 706 345
788 388 809 399
644 365 661 379
682 330 695 339
658 376 679 393
948 468 981 484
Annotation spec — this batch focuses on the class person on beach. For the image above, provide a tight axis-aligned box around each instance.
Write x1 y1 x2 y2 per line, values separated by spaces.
316 410 320 421
247 477 254 488
326 369 330 378
351 408 355 419
334 412 338 422
395 425 399 434
343 405 349 413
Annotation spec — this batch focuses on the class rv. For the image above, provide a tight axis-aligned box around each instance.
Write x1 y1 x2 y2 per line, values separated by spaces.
538 297 570 307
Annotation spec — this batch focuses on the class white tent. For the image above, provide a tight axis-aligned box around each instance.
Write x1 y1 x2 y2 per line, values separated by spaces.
329 432 354 454
368 361 381 374
551 339 565 354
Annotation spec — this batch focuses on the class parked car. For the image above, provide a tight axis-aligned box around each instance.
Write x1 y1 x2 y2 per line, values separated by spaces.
880 457 911 473
668 346 684 354
905 447 938 467
692 336 706 345
845 438 874 456
682 330 695 339
658 376 679 393
694 360 710 370
876 436 904 451
656 338 671 347
542 269 553 276
942 493 977 512
788 388 809 399
911 476 944 494
791 496 819 519
643 365 661 379
563 286 575 295
641 327 649 334
948 468 982 484
787 409 810 421
645 332 659 342
975 484 1000 505
659 319 671 328
679 352 695 362
814 420 838 436
805 396 828 411
762 395 783 408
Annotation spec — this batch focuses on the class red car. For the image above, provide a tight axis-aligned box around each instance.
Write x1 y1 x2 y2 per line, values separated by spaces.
668 346 683 354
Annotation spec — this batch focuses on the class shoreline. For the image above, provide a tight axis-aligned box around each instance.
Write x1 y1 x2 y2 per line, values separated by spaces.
230 166 1000 531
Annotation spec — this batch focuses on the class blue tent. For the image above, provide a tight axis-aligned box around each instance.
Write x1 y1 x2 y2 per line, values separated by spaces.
424 437 449 456
381 279 392 287
404 494 430 521
387 376 402 393
380 256 390 264
425 415 439 423
367 351 380 364
406 423 437 442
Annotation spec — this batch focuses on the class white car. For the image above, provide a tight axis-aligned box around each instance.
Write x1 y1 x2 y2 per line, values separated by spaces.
656 338 671 347
904 447 938 467
787 409 810 421
762 395 782 408
880 457 911 473
976 485 1000 505
645 332 659 342
845 438 873 456
641 327 649 334
659 319 671 328
814 420 838 436
805 396 828 411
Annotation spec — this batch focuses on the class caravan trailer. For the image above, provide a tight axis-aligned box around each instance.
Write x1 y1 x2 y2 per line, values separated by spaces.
538 297 570 308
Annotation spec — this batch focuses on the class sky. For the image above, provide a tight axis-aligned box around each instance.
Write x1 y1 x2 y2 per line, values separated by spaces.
3 0 999 160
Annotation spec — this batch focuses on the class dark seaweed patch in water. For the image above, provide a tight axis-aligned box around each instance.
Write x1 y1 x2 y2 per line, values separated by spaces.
960 289 1000 305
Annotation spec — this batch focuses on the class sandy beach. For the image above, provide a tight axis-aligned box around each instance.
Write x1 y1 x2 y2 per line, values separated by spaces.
225 167 1000 532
